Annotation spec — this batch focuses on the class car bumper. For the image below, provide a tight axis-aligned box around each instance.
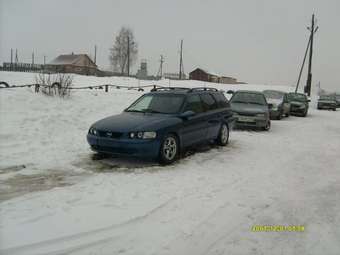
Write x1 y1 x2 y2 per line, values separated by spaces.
233 116 267 128
269 109 281 119
290 107 306 115
318 104 336 109
87 134 161 159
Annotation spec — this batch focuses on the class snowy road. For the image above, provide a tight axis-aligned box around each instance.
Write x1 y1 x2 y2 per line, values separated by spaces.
1 72 340 254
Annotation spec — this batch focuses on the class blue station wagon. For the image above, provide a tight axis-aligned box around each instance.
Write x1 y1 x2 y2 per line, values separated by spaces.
87 87 235 164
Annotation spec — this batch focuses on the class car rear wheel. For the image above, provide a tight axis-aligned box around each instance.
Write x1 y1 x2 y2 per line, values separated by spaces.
216 123 229 146
159 134 179 164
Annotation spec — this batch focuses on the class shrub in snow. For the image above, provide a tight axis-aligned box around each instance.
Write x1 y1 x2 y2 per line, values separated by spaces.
35 73 73 98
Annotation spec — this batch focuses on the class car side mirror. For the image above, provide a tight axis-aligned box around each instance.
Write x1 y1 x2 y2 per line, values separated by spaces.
268 103 273 109
180 110 196 120
227 90 234 94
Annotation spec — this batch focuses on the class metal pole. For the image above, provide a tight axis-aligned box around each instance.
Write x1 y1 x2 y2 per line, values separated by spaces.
305 14 315 96
295 36 311 93
127 36 130 76
179 40 183 80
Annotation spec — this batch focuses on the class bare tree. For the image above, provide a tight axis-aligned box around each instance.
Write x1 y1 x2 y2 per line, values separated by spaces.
109 27 138 75
35 73 73 98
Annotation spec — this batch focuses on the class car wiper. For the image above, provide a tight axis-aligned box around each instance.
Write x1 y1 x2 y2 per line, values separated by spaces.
141 108 163 113
125 109 144 113
249 102 264 105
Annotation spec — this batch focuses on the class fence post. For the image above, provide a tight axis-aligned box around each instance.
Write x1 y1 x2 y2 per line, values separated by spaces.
105 85 108 92
35 84 40 93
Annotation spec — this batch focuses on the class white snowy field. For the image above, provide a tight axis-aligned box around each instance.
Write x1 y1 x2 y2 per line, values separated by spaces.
0 71 340 255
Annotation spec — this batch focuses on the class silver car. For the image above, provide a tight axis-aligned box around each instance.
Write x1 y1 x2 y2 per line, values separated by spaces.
263 90 291 120
230 90 271 131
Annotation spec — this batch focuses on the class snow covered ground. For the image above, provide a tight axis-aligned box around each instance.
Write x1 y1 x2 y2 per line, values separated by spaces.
0 71 339 255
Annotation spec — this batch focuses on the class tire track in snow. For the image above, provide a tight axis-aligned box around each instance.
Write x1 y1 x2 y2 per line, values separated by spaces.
0 197 176 255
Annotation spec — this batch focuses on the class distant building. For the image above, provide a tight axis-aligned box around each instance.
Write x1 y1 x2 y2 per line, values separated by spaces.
189 68 241 84
164 72 187 80
46 53 98 75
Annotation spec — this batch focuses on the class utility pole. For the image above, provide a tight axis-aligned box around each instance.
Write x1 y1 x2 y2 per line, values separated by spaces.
15 49 18 63
157 55 164 78
305 14 316 96
44 55 46 65
179 39 183 80
127 36 130 76
94 45 97 65
32 51 35 65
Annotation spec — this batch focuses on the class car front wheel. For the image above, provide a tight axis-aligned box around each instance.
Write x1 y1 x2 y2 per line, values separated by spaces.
216 123 229 146
263 120 271 131
159 134 179 164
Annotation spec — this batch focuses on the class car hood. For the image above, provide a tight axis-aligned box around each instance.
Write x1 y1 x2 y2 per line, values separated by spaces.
92 112 180 132
290 101 305 106
266 98 282 106
318 100 336 104
231 102 268 114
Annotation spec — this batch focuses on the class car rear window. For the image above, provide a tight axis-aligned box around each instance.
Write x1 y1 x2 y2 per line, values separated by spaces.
200 93 218 111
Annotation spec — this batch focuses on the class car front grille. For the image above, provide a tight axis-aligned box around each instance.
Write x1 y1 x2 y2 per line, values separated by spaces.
236 112 257 116
91 145 137 154
97 130 123 139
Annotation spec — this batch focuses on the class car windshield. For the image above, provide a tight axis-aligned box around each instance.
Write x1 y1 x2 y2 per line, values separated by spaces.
287 93 307 102
263 90 284 100
320 95 335 100
125 94 185 114
231 92 266 105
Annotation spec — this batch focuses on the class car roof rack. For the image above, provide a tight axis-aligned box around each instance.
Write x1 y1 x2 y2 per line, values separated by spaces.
150 86 219 93
189 87 219 92
157 87 190 90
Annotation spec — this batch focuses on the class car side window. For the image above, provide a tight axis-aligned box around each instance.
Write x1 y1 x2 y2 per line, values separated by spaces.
200 93 218 111
183 95 204 113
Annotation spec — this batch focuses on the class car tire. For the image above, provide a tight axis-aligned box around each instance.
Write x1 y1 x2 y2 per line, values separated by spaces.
159 134 179 165
216 123 229 146
263 120 271 131
277 113 282 120
302 109 308 117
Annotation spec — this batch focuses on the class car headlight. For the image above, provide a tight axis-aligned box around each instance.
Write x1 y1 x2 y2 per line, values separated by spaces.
89 127 97 135
256 113 265 118
129 131 157 139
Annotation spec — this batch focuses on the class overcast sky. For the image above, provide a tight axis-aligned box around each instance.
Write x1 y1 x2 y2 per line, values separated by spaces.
0 0 339 90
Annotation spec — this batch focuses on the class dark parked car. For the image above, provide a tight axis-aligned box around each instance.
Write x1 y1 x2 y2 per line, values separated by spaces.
317 95 337 111
87 87 235 164
229 90 271 130
287 92 310 117
336 94 340 108
263 90 291 120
